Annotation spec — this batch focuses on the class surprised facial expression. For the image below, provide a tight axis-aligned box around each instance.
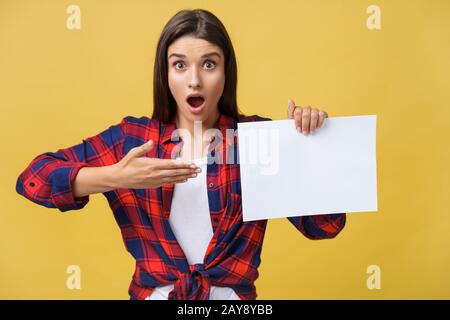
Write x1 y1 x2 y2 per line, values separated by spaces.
167 35 225 126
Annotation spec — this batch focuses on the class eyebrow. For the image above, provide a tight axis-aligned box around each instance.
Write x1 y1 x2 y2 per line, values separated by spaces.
167 52 222 60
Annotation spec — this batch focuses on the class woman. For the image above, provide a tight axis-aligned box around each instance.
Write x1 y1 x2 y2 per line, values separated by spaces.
16 9 346 300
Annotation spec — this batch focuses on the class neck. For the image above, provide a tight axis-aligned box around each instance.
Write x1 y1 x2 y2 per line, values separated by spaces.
175 112 220 138
174 112 220 160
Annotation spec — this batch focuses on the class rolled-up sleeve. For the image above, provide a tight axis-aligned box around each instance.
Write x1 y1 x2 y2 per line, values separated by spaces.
288 213 347 240
16 117 128 212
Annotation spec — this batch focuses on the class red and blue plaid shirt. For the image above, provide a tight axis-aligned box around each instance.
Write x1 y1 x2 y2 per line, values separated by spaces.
16 113 346 300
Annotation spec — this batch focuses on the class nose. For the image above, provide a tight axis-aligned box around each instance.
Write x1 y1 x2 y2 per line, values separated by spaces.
188 67 202 89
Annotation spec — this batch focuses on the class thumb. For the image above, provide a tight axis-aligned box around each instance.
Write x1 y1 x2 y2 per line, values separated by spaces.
131 139 154 158
287 98 296 119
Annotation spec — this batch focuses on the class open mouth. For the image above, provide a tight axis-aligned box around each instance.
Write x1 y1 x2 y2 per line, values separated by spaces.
186 95 205 108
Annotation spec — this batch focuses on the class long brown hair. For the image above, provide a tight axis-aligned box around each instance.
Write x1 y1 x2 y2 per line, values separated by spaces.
151 9 244 123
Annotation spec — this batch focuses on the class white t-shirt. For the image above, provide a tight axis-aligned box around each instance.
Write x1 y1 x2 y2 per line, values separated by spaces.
145 156 241 300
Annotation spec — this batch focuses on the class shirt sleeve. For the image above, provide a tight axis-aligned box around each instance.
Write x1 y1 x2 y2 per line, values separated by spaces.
287 213 346 240
15 117 129 212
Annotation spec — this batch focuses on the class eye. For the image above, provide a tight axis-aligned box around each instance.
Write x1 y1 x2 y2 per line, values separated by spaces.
203 60 217 70
173 61 185 70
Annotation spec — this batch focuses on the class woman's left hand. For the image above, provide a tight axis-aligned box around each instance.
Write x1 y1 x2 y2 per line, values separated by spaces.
287 98 328 135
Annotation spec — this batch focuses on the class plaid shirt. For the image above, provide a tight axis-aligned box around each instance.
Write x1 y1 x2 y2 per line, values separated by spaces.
16 113 346 300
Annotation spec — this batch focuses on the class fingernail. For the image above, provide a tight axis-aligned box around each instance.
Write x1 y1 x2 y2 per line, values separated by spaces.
195 168 201 173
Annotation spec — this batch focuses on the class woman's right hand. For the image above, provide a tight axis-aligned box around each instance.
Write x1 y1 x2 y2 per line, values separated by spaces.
112 140 201 189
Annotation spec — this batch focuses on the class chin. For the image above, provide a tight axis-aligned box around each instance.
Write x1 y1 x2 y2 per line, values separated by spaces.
187 107 210 121
188 112 206 121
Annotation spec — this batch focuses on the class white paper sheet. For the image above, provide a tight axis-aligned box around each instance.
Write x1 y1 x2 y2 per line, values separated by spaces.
237 115 378 222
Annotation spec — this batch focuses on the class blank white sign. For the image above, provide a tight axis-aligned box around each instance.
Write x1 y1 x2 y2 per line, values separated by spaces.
237 115 378 222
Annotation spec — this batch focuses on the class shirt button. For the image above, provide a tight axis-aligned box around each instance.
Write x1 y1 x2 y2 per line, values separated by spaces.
208 182 214 188
29 182 35 187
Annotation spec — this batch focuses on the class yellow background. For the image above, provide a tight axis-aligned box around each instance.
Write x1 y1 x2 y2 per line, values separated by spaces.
1 0 449 299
